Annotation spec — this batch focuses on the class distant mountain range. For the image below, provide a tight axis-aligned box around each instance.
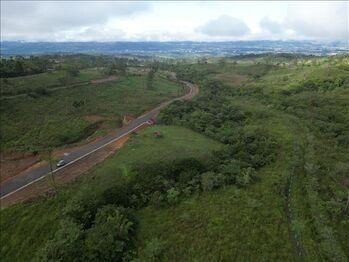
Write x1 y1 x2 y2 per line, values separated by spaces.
1 40 348 57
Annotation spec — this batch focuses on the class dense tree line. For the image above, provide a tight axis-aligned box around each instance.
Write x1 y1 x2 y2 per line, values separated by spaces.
37 205 136 262
0 56 49 78
0 55 141 78
282 76 348 95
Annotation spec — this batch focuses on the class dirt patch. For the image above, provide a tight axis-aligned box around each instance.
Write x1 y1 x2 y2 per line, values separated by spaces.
0 134 133 208
122 114 134 126
216 73 247 85
127 67 150 76
159 70 177 81
91 76 119 84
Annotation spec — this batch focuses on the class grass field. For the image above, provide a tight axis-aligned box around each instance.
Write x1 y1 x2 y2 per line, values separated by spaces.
136 177 292 261
0 74 184 152
0 68 106 96
0 125 221 262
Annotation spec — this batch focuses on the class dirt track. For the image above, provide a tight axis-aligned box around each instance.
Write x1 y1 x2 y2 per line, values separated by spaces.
91 76 119 84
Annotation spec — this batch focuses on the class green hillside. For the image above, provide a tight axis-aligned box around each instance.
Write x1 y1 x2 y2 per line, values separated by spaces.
1 73 184 152
1 54 348 262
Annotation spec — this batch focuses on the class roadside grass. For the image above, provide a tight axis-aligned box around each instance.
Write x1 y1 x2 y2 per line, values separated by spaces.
77 125 222 195
0 125 221 262
0 75 184 152
0 196 67 262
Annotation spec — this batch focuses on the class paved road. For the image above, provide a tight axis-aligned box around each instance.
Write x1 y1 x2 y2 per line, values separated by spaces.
0 81 198 198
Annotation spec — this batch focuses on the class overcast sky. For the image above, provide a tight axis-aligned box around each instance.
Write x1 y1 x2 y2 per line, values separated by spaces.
1 1 348 42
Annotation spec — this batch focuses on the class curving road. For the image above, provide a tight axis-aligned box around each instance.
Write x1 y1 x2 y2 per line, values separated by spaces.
0 80 198 199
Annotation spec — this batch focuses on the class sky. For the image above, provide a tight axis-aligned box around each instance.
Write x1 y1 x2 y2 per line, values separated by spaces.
1 1 348 42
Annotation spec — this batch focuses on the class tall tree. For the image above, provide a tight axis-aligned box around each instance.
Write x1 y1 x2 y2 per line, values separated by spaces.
146 68 156 90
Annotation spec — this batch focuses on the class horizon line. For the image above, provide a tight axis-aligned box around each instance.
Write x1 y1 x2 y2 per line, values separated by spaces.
1 39 347 43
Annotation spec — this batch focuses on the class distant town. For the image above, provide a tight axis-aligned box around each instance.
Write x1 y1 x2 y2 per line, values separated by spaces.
1 40 348 57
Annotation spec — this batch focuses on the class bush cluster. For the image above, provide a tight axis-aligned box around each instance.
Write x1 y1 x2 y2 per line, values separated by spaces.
37 199 136 262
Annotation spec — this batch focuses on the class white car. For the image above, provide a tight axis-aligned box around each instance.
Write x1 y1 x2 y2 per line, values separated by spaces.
56 159 66 167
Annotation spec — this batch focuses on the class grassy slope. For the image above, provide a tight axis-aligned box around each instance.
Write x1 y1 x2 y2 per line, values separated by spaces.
0 74 183 152
77 125 222 196
136 98 301 261
136 58 349 261
0 125 221 262
0 68 105 96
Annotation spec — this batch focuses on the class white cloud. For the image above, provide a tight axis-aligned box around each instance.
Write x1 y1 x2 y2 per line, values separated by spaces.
59 26 126 42
260 17 283 34
1 1 151 40
196 15 250 37
0 1 347 41
284 2 348 40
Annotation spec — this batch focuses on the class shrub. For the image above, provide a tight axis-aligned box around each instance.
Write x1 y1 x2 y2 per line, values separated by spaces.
149 191 167 208
201 172 226 192
139 238 166 262
63 191 105 229
36 220 84 262
166 188 180 205
35 87 49 96
218 160 242 183
102 182 134 208
84 205 135 262
236 167 256 187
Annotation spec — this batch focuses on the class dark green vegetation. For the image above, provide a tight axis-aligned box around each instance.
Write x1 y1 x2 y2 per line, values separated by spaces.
0 56 183 152
0 54 137 79
0 54 143 96
1 68 105 96
1 54 349 261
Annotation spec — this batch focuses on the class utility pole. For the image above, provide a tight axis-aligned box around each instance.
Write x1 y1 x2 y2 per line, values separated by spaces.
47 148 57 192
